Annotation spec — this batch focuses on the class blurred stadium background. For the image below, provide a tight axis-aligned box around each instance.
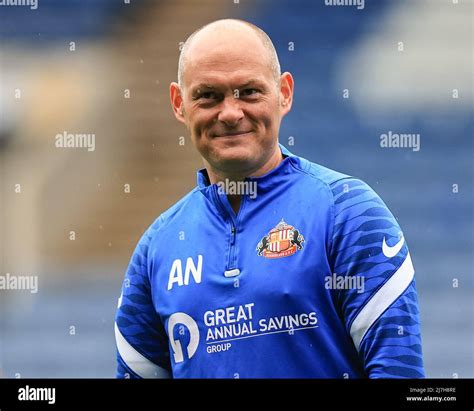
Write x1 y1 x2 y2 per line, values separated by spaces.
0 0 472 377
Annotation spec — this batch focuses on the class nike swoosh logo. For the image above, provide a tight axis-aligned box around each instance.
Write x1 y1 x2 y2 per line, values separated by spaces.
382 236 404 258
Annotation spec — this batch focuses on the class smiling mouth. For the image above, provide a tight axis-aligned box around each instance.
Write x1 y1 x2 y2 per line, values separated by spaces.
212 131 253 138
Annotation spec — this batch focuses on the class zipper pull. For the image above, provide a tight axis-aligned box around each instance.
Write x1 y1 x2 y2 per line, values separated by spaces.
224 268 240 278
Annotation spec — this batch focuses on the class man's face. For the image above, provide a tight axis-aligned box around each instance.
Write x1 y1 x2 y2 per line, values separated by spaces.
170 28 293 176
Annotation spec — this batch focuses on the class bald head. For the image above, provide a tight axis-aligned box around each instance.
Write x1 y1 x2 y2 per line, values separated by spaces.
178 19 281 90
169 18 295 181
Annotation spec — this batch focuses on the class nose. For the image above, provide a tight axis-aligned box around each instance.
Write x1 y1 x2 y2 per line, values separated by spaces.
217 97 244 127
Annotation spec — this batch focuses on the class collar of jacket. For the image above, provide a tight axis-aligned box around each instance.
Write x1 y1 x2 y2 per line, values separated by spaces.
196 144 299 195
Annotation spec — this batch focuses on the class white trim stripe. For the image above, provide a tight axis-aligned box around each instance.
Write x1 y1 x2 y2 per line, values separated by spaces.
350 252 415 351
115 323 171 378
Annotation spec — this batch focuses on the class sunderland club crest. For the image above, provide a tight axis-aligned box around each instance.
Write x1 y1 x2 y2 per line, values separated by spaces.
256 219 305 259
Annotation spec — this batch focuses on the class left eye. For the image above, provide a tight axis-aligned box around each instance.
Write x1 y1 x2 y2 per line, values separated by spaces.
241 89 259 96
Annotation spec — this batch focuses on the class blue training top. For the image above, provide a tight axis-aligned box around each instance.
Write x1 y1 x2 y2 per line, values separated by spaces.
115 145 424 379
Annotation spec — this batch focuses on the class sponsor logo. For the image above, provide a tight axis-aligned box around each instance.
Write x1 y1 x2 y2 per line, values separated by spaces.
382 236 404 258
256 219 305 259
168 312 200 363
168 303 318 362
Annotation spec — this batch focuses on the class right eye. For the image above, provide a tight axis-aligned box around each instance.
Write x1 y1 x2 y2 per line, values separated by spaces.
198 91 218 100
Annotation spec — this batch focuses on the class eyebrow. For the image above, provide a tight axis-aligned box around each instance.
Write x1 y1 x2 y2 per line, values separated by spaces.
191 84 217 93
191 79 266 94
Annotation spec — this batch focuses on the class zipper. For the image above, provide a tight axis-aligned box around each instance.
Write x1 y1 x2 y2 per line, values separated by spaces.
227 222 237 270
227 195 246 271
213 185 246 274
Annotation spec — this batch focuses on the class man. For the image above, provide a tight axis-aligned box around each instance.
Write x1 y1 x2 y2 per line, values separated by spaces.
115 19 424 378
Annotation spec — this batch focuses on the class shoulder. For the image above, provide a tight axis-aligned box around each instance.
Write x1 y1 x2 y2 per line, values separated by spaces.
140 186 202 245
287 152 396 244
288 152 381 205
286 151 350 185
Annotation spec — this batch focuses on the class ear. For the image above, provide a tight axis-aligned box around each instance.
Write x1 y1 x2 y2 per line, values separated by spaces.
170 82 186 124
279 72 294 117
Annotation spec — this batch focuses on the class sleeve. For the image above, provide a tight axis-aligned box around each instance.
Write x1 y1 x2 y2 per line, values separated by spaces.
115 219 172 378
329 177 425 378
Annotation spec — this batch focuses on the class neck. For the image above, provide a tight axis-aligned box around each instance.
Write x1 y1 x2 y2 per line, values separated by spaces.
206 146 283 214
206 146 283 184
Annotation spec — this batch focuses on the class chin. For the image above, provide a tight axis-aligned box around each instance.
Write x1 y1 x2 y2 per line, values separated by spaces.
209 146 258 173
